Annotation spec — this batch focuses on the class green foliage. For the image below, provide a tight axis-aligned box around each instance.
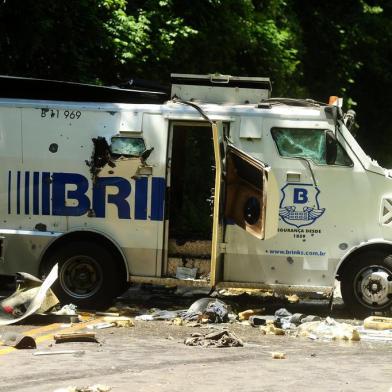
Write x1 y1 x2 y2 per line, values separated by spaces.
172 130 214 239
294 0 392 166
0 0 391 165
140 0 303 94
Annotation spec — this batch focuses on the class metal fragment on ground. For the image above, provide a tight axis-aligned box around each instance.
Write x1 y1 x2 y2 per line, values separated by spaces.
184 297 229 323
0 332 36 349
33 350 85 356
184 330 243 348
54 332 98 344
0 264 59 326
87 322 115 330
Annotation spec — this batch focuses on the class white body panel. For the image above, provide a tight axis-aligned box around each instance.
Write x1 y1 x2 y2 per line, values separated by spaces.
0 97 391 296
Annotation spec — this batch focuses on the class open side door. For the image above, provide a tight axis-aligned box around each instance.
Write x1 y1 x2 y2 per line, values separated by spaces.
210 121 279 285
210 121 226 286
225 144 279 240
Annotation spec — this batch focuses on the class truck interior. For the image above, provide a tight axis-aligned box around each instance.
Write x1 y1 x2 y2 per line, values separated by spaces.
164 120 272 284
165 122 214 280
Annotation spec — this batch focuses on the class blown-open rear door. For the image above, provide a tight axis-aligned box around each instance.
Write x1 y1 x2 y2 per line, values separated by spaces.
210 121 279 285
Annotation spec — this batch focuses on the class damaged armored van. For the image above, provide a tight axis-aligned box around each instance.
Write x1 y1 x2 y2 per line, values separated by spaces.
0 74 390 317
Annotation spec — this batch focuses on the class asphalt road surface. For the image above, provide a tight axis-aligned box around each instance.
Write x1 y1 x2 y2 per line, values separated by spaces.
0 285 391 392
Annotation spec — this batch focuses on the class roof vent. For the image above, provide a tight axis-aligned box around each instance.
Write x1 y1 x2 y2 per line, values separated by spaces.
171 73 271 104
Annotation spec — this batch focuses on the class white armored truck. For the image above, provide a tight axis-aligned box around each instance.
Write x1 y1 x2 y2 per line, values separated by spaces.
0 73 391 316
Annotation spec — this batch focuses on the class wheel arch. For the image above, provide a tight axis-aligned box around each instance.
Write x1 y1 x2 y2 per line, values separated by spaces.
336 240 392 280
39 229 129 281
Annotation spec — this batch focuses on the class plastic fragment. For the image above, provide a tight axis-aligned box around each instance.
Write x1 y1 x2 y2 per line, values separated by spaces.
271 352 286 359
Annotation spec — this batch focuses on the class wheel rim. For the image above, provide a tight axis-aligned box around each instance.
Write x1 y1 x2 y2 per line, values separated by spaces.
59 255 103 299
354 265 392 309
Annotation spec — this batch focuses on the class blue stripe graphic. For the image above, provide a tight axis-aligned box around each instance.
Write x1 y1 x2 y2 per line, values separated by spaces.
16 171 20 215
151 177 165 221
135 177 148 220
24 172 30 215
8 170 11 214
42 172 50 215
33 172 39 215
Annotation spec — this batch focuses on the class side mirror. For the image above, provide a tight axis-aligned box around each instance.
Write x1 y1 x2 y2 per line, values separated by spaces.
326 131 337 165
344 109 356 131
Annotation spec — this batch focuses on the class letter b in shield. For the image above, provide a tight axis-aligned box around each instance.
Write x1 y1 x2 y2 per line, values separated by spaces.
293 188 308 204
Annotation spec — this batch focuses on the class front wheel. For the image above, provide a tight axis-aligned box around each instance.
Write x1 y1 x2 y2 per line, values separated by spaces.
42 241 122 309
341 250 392 317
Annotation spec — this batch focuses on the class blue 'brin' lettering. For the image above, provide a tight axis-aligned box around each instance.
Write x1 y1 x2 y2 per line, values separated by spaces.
52 173 90 216
293 188 308 204
7 171 165 221
93 177 131 219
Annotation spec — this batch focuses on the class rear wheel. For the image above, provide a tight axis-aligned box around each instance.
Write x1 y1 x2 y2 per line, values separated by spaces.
42 241 122 309
341 250 392 317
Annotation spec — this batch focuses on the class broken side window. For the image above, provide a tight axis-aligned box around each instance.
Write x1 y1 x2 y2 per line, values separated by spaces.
110 136 146 157
271 128 326 164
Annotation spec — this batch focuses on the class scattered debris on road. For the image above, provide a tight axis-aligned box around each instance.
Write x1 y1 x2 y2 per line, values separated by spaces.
134 297 231 324
356 326 392 342
285 294 299 303
6 280 392 361
183 297 230 323
0 264 59 326
0 332 36 349
296 317 360 341
54 385 111 392
260 323 285 336
87 322 116 330
33 350 85 356
54 332 98 344
271 351 286 359
238 308 265 321
175 266 198 280
53 304 78 316
184 330 243 348
102 316 134 327
95 312 120 317
363 316 392 330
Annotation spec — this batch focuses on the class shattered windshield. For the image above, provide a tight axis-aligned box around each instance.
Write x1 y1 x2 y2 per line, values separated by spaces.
272 128 326 164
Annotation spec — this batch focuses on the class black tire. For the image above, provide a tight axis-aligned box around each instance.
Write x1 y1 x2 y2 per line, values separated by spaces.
341 250 392 318
43 241 121 309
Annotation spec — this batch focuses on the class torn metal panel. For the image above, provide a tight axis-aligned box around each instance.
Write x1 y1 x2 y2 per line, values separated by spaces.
85 137 116 183
0 263 58 326
86 136 153 186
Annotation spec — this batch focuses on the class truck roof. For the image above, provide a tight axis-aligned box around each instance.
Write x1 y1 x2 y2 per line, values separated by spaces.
0 75 169 104
0 75 330 122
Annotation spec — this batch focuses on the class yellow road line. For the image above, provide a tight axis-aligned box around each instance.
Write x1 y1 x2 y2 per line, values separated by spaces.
0 317 102 356
0 346 16 355
19 323 62 336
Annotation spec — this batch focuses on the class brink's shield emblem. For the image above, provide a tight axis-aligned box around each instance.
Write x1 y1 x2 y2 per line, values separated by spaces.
279 183 325 228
